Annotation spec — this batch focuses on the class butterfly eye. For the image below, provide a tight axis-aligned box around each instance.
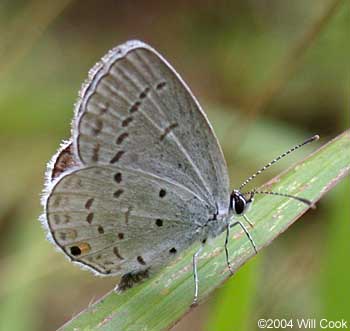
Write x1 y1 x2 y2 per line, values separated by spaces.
230 191 247 215
234 196 246 215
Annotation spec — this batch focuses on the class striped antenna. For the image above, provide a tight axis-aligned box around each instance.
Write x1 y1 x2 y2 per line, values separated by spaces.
239 135 319 190
243 190 315 208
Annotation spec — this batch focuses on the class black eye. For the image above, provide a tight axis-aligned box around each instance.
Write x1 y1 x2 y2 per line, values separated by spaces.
234 196 246 215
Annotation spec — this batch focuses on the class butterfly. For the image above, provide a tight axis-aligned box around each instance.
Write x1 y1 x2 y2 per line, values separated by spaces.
41 40 316 304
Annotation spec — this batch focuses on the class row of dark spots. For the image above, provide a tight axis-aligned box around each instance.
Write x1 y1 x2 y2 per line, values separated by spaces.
135 248 176 265
83 195 125 237
89 99 109 135
136 247 176 266
111 182 165 200
127 82 166 115
130 82 166 113
124 86 149 119
136 83 177 143
111 111 132 163
85 190 165 224
69 237 125 260
70 243 176 262
112 187 165 227
108 82 168 163
97 225 125 241
91 81 165 137
120 86 148 129
90 86 150 134
95 225 125 239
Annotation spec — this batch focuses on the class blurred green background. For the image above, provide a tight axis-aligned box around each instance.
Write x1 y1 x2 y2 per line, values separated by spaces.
0 1 349 330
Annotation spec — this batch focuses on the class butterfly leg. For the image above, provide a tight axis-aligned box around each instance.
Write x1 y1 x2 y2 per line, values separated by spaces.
230 220 258 254
225 224 234 275
192 244 204 305
243 214 254 229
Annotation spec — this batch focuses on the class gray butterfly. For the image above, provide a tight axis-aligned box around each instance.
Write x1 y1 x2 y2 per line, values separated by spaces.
41 40 315 303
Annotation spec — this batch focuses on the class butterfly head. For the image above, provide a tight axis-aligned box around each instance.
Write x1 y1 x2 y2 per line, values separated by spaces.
230 189 254 216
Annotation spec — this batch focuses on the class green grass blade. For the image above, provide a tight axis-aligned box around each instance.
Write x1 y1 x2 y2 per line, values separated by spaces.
59 129 350 331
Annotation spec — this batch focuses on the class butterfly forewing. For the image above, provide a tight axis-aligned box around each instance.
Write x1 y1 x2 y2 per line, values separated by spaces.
75 41 230 213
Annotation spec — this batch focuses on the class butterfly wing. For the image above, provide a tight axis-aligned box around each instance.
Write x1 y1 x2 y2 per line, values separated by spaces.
43 40 230 278
46 165 209 275
75 40 230 214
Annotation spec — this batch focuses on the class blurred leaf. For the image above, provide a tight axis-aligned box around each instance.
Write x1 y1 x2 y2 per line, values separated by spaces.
206 258 258 331
57 130 350 331
320 179 350 320
320 82 350 319
0 217 45 331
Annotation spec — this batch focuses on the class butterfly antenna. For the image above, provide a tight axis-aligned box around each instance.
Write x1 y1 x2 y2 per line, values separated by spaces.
239 135 319 190
243 190 315 208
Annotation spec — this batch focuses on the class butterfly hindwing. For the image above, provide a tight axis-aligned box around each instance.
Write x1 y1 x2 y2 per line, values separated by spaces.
46 165 208 275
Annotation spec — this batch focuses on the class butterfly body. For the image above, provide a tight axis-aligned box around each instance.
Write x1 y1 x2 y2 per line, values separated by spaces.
42 40 316 302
